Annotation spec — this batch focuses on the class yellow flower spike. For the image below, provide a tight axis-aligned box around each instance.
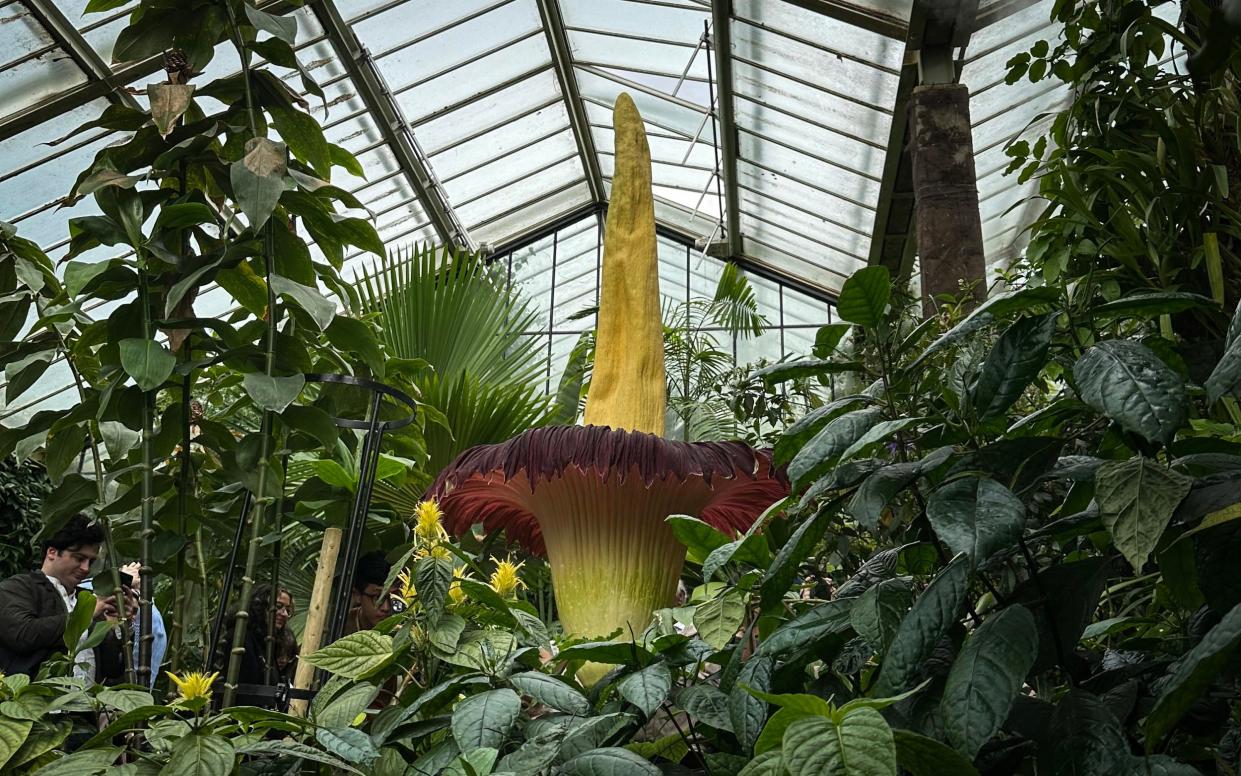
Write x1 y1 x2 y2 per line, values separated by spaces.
448 566 469 606
583 92 665 436
414 499 447 543
428 544 452 561
489 556 526 600
166 670 218 703
397 569 417 603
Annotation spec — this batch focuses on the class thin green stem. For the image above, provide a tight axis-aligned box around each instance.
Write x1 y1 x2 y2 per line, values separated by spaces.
137 257 156 687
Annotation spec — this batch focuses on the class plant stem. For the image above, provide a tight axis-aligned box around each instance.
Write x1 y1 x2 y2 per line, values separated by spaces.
137 258 155 687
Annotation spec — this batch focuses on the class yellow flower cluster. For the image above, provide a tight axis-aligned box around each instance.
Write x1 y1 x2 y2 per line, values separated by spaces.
489 556 526 599
414 499 447 544
166 670 218 703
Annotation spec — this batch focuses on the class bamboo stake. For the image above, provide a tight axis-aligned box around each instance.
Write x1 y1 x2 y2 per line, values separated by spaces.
290 527 343 717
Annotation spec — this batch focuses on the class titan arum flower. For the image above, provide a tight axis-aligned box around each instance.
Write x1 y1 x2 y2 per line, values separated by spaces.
431 94 786 678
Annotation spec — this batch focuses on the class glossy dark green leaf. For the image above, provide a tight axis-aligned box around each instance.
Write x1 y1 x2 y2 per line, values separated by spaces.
1096 456 1191 573
271 106 331 176
165 731 235 776
561 747 661 776
270 274 335 330
302 630 393 678
244 3 297 44
281 405 339 447
750 358 864 384
836 266 891 328
782 707 897 776
788 407 884 487
316 727 379 766
893 729 980 776
730 657 774 752
971 313 1057 420
153 201 213 232
509 671 590 715
618 662 672 716
679 685 734 732
243 372 305 412
760 503 837 611
325 316 384 376
757 598 854 658
814 322 852 356
873 555 969 697
1206 300 1241 404
910 285 1060 369
774 395 873 467
926 477 1025 565
940 605 1038 758
694 591 746 650
451 689 521 751
1073 339 1187 446
119 338 175 392
850 577 913 653
1145 602 1241 749
1093 291 1216 319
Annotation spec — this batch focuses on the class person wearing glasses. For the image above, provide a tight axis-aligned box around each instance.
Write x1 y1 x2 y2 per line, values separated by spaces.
342 551 405 637
215 583 298 688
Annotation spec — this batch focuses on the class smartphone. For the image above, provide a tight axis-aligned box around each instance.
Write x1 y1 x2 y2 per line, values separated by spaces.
117 570 135 589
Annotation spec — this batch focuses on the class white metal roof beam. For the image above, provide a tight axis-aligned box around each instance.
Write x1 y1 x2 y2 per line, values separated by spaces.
24 0 142 114
779 0 908 39
536 0 605 205
311 0 471 250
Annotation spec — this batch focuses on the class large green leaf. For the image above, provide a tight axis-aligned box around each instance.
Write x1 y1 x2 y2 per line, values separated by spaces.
165 732 235 776
1145 602 1241 749
8 719 69 769
316 683 379 729
316 727 379 765
782 707 897 776
0 715 32 770
926 477 1024 565
243 372 305 413
850 577 912 653
1096 456 1192 573
1093 291 1216 320
302 630 393 678
26 746 120 775
730 657 774 752
971 313 1057 420
679 685 734 732
230 138 286 230
1073 339 1187 446
910 286 1061 369
940 604 1038 758
892 729 980 776
1206 300 1241 403
836 266 892 328
561 747 661 776
737 750 785 776
618 662 673 716
760 502 837 611
774 395 873 467
788 407 884 487
451 689 521 750
119 338 175 392
694 591 746 650
873 555 969 697
508 672 591 715
757 598 854 658
271 275 335 330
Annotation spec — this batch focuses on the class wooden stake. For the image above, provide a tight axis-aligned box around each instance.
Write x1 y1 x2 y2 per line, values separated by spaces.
290 526 342 717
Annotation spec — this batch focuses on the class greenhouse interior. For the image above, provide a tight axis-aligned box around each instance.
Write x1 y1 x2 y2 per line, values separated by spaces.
0 0 1240 773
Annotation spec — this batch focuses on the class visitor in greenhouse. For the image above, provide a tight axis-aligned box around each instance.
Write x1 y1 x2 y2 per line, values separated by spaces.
342 551 403 636
0 515 125 683
79 561 167 689
214 584 299 692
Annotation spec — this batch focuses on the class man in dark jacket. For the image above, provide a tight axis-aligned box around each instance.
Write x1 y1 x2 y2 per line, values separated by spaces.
0 515 124 682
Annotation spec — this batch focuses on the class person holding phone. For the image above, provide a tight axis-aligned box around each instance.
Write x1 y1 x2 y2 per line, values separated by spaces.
79 561 167 688
0 515 124 683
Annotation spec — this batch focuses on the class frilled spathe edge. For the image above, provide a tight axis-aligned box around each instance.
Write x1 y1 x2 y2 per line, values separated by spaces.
430 424 787 494
428 425 789 556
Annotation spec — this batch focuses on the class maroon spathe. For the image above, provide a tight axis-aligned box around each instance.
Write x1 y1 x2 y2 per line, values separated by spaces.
430 425 788 556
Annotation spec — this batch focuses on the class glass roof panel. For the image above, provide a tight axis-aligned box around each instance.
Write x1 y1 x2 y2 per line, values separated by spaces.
559 0 708 42
471 180 591 244
568 30 708 81
445 130 581 205
413 69 562 154
373 2 542 91
431 108 572 180
0 4 87 121
733 0 906 66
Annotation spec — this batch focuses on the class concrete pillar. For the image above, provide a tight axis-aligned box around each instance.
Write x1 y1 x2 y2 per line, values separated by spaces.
908 83 987 317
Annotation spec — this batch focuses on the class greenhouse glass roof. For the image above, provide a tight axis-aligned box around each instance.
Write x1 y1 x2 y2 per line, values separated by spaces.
0 0 1075 420
2 0 1067 294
